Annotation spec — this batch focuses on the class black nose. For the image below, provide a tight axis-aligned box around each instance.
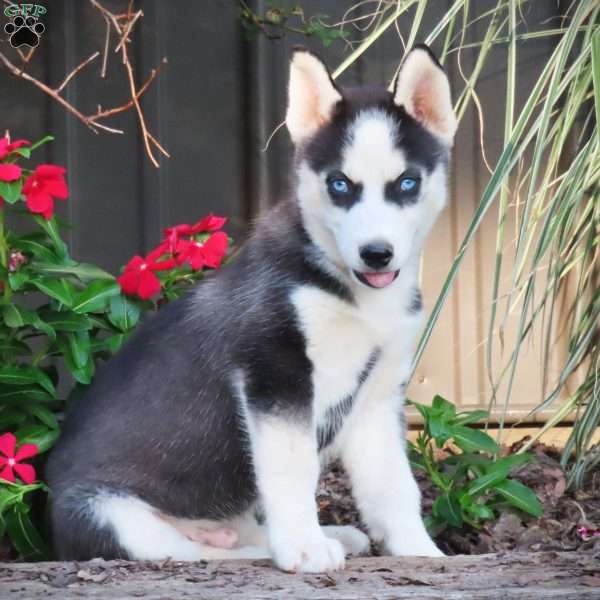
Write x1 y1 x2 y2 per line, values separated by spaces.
359 242 394 269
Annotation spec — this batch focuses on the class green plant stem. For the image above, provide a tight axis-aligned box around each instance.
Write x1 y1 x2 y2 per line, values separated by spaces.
0 208 12 304
418 432 451 493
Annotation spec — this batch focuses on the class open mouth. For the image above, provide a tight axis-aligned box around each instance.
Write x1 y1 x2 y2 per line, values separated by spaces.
353 270 400 289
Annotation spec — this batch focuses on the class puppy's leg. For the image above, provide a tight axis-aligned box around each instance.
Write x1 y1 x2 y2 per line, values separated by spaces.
341 398 442 557
156 513 239 548
321 525 370 556
246 412 345 572
93 494 270 560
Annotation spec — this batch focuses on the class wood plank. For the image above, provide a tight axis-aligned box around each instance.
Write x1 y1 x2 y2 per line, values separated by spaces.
2 552 599 599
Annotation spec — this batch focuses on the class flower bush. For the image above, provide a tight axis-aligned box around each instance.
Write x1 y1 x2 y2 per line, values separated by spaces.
408 395 542 535
0 133 230 559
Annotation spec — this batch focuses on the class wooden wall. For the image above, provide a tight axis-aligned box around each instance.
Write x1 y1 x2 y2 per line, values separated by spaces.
0 0 564 422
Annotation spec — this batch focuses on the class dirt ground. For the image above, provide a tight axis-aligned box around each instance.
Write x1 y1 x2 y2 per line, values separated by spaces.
318 440 600 556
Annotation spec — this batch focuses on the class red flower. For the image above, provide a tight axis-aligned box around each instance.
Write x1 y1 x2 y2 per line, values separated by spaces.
23 164 68 220
118 243 177 299
0 432 38 484
0 163 22 182
175 231 229 270
0 137 30 160
164 214 227 253
190 214 227 233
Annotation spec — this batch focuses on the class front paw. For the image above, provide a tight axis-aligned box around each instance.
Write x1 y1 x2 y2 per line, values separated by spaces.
272 534 346 573
387 533 444 557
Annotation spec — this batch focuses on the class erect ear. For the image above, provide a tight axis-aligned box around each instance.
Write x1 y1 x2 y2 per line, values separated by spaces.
286 48 343 145
393 45 457 145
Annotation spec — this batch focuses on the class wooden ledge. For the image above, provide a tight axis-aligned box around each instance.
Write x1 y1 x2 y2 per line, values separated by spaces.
2 551 599 599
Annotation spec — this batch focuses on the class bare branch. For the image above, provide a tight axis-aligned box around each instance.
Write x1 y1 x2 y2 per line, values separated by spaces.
55 52 100 93
114 9 142 53
0 1 169 166
0 51 101 134
100 14 111 78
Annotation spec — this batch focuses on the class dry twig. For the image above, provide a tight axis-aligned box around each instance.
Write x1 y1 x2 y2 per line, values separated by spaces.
0 0 169 167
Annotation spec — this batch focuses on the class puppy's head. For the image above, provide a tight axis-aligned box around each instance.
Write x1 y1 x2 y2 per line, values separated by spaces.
287 46 457 290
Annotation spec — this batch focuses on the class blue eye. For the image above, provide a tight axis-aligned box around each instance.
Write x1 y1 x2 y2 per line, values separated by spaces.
331 179 348 194
399 177 418 192
331 179 349 194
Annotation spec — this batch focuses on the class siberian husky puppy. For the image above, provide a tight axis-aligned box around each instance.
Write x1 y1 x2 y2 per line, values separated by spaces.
47 44 457 572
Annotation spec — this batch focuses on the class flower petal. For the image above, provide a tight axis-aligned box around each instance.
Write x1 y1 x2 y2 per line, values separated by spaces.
7 139 30 151
150 257 177 272
0 163 22 182
190 214 227 233
44 177 69 200
0 464 15 483
124 256 146 271
25 190 54 219
118 270 141 296
15 443 38 461
137 270 161 299
0 432 16 458
0 137 9 160
36 164 66 178
13 462 36 484
146 241 170 264
201 232 229 268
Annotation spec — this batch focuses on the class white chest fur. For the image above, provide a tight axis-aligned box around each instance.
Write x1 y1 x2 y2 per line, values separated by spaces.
291 281 422 437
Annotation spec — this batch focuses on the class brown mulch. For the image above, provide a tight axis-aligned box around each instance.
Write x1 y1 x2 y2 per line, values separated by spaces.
317 440 600 556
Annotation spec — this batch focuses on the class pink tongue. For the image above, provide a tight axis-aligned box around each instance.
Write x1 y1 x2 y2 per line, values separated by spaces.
363 271 396 288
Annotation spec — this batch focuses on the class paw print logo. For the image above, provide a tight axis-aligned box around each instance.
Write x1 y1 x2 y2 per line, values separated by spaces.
4 15 45 48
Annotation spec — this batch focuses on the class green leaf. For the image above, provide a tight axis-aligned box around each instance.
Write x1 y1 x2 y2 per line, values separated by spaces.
14 424 60 453
108 294 141 332
424 514 447 537
432 394 456 418
33 261 115 282
443 452 494 468
1 304 55 340
0 386 53 405
72 280 120 314
466 503 495 521
8 270 29 291
591 29 600 134
25 403 59 430
14 147 30 158
432 493 463 527
33 216 68 259
90 333 126 355
31 277 74 307
0 338 31 357
2 303 33 327
407 400 432 422
66 331 91 369
5 504 50 560
57 335 95 384
494 479 543 517
467 469 510 497
428 415 453 445
0 365 55 396
29 134 54 151
451 425 499 454
38 310 92 332
452 410 489 426
13 236 60 263
0 407 27 427
0 179 23 203
0 487 20 515
485 453 534 475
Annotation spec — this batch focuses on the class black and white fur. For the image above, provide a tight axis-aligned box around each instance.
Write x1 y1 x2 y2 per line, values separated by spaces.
47 45 457 572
